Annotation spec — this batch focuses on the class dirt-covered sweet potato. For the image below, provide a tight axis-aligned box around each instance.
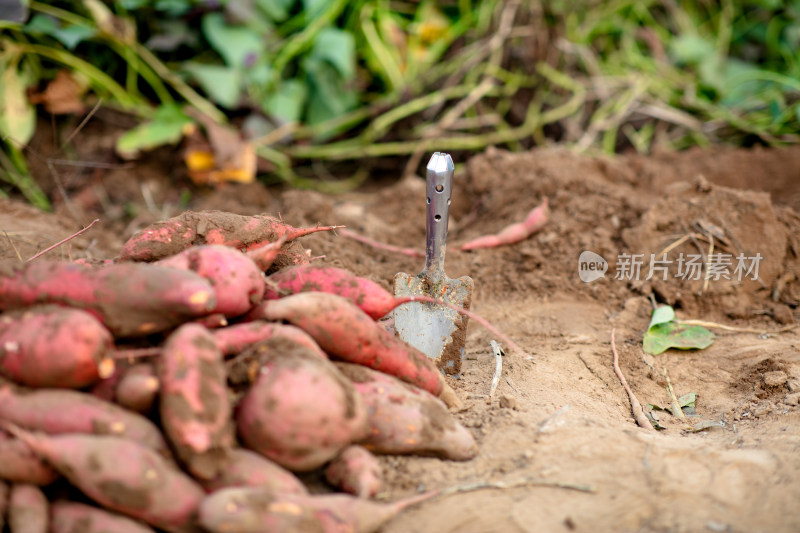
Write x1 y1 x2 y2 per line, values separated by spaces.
115 364 159 414
0 306 114 389
236 342 368 472
0 260 216 337
118 210 338 262
212 321 327 360
157 245 264 317
0 380 169 456
263 265 397 319
7 427 203 533
8 484 47 533
0 431 58 485
198 486 434 533
50 501 156 533
159 324 234 480
255 292 461 408
201 448 307 495
324 445 383 499
336 363 477 461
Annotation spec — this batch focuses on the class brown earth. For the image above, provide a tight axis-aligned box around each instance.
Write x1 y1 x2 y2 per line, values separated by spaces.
2 140 800 533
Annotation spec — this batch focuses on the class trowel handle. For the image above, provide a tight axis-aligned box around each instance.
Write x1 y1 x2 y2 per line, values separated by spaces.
424 152 454 280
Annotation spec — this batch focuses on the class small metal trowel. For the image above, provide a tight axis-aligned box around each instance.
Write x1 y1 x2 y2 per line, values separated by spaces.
393 152 474 375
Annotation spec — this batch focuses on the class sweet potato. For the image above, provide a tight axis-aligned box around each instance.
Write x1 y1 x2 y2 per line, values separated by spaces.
263 265 396 319
245 234 287 271
0 260 216 337
0 306 114 389
198 486 434 533
255 292 461 408
0 481 7 531
159 324 234 480
324 445 383 499
157 245 264 317
0 380 169 456
336 363 477 460
460 198 549 250
212 321 326 359
115 364 159 414
201 448 308 495
0 431 58 485
8 484 47 533
118 210 338 262
257 264 528 360
50 501 156 533
7 427 204 533
236 342 368 472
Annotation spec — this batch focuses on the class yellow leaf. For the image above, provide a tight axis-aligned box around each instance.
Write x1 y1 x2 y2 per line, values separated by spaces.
0 59 36 146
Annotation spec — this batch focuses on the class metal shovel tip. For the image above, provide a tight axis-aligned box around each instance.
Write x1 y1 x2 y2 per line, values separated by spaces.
393 271 473 375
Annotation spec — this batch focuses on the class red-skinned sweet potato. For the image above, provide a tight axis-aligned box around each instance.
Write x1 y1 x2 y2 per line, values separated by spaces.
212 321 327 359
0 431 58 485
50 501 156 533
118 210 338 262
0 306 114 389
198 486 434 533
0 481 7 531
7 427 204 533
115 364 159 414
200 448 308 495
263 265 396 319
336 363 477 460
0 260 216 337
157 245 264 317
0 380 169 457
460 198 549 250
255 292 461 408
236 342 368 472
324 445 383 499
159 324 234 480
8 484 47 533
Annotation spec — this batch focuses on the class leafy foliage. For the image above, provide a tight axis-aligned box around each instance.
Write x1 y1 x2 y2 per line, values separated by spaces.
0 0 798 202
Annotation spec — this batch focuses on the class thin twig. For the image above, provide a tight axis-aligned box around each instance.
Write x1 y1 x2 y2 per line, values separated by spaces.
339 228 424 258
489 340 503 399
60 98 103 150
702 231 714 293
27 219 99 262
663 368 685 420
438 477 595 497
678 319 800 335
611 328 655 431
3 231 23 261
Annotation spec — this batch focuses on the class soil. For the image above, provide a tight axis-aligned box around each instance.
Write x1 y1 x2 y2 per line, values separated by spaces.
3 128 800 532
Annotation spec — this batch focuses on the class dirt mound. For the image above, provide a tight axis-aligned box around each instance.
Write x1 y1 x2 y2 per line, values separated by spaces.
2 145 800 532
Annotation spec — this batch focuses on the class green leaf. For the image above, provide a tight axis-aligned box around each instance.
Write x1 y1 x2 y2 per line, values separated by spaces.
303 59 357 126
647 305 675 329
256 0 295 21
310 27 355 80
115 104 193 159
264 78 307 123
25 14 97 49
184 63 243 109
669 34 714 66
643 305 714 355
678 392 696 409
0 59 36 146
202 13 263 68
643 322 715 355
303 0 327 19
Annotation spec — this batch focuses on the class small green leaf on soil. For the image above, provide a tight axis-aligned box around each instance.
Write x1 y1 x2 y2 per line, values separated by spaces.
115 104 194 159
643 306 714 355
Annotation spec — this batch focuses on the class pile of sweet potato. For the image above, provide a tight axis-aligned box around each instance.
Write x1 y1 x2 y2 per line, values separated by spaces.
0 210 478 533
